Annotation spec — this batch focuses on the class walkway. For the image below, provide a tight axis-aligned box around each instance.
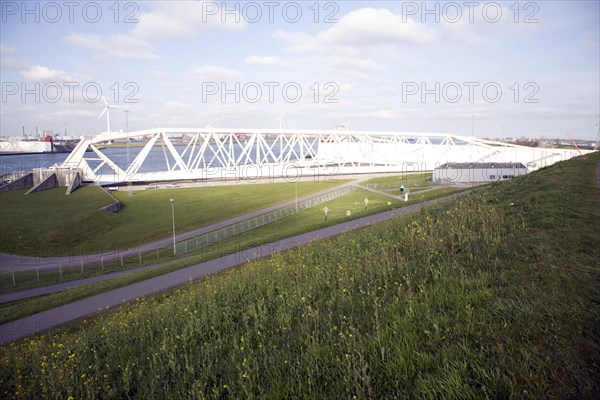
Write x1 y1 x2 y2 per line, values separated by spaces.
0 179 361 272
0 192 468 343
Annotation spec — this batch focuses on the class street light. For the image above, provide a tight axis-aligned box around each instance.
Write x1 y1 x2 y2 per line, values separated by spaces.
170 198 176 256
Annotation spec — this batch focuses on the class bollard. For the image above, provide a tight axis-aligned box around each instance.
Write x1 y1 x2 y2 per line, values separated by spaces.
81 260 84 274
12 271 15 287
139 249 142 263
101 257 104 270
120 254 124 267
404 192 408 202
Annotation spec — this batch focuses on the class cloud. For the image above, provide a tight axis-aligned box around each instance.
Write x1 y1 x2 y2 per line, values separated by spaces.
191 65 242 80
441 18 488 46
1 44 29 69
0 44 15 54
132 1 245 39
19 65 72 81
274 8 437 55
64 34 159 60
334 57 385 73
245 56 285 67
53 109 98 118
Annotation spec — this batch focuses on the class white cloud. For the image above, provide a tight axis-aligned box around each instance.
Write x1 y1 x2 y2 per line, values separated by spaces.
64 34 159 60
162 101 195 110
1 44 29 69
53 109 98 118
132 1 245 39
191 65 242 80
441 17 489 46
0 44 15 54
335 57 385 73
19 65 72 81
274 8 437 55
245 56 285 67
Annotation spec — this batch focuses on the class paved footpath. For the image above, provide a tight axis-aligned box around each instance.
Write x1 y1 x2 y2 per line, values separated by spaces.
0 180 359 272
0 192 468 344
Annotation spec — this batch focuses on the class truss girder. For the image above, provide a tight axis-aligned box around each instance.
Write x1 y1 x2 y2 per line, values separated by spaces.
59 128 591 183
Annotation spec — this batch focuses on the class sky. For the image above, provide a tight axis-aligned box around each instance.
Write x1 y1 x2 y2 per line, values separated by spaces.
1 0 599 140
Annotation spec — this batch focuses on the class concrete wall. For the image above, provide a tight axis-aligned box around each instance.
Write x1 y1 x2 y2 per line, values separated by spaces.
0 168 83 194
0 141 52 154
100 190 121 213
26 173 58 194
0 173 33 192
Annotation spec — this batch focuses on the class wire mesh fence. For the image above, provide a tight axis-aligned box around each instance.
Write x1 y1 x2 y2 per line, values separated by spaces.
174 185 357 255
1 187 356 291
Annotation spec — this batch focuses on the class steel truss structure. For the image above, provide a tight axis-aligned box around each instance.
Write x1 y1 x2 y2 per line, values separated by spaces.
60 128 590 184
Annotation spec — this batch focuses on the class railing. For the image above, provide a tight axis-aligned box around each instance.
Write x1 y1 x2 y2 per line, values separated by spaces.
174 185 357 255
0 186 357 291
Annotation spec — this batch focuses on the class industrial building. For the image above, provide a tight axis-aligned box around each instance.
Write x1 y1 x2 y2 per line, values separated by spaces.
433 162 528 184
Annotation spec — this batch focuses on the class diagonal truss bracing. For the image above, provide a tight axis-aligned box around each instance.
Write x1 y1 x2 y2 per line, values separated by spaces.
59 128 591 184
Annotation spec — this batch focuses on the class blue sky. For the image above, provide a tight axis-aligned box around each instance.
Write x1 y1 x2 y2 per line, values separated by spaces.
1 1 598 140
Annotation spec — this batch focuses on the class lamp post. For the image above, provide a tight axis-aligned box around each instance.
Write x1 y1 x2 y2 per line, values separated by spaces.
170 198 176 255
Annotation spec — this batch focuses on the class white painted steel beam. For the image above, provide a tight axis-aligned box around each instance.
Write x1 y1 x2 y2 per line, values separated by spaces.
60 128 593 184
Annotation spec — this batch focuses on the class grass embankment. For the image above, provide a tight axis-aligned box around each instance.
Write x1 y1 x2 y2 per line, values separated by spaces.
0 181 345 256
1 153 598 399
0 173 455 295
0 188 420 321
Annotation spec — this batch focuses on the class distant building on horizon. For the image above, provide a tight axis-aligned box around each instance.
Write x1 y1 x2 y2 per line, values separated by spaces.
433 162 528 184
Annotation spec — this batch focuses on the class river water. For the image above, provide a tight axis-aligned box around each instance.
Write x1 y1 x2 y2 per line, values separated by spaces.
0 142 313 176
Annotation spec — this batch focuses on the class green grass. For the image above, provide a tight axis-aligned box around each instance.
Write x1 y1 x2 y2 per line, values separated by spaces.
362 172 435 193
0 181 345 256
0 186 468 322
361 172 432 186
1 153 598 399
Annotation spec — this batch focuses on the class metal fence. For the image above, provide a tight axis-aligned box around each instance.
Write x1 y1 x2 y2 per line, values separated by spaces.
0 186 357 290
174 185 357 255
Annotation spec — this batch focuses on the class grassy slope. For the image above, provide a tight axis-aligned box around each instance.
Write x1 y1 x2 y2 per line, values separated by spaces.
0 181 344 256
1 153 598 399
0 188 405 321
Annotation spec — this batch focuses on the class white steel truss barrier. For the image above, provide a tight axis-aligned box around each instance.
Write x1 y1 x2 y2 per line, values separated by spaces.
59 128 591 184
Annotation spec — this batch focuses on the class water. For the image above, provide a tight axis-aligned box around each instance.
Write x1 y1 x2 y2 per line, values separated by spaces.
0 142 315 176
0 152 69 175
0 136 455 176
